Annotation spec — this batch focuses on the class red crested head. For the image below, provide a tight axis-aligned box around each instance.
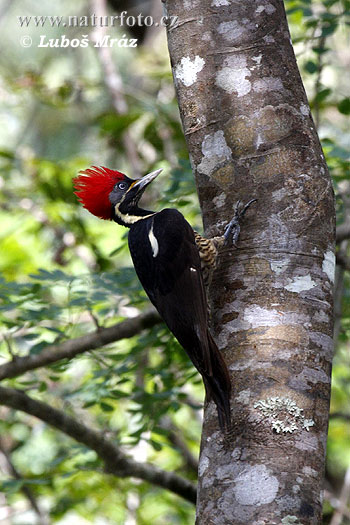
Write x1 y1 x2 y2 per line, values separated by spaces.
73 166 126 220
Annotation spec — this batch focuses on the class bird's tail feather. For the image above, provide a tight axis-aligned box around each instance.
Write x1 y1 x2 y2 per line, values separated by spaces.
203 332 232 432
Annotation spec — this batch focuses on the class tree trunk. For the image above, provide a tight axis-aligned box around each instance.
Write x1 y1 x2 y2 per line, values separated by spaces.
165 1 335 523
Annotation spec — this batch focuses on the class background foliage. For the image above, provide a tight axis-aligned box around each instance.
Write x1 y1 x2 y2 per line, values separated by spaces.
0 0 349 523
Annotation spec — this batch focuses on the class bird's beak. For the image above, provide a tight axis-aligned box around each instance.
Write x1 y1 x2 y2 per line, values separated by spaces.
130 169 162 192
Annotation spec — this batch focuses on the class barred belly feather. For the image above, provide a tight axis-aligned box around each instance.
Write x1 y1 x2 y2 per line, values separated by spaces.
194 232 224 287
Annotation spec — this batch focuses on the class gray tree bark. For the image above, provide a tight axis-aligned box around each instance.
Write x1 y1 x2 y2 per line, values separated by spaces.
165 1 335 523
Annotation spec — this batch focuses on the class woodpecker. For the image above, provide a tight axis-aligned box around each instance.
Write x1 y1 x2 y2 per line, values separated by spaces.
74 166 255 432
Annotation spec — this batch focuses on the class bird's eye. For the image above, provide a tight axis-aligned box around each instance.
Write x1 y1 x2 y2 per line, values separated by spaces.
118 182 128 190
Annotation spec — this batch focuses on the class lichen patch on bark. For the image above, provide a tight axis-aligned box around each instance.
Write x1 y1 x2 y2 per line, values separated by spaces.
197 130 232 176
233 464 279 505
211 0 230 6
235 389 251 405
174 55 205 87
216 56 252 97
289 367 331 390
252 53 263 65
216 66 252 97
217 20 256 44
281 516 302 525
253 77 284 93
271 260 289 274
300 103 310 116
198 454 210 476
284 275 317 293
256 4 277 15
254 397 315 434
322 249 335 283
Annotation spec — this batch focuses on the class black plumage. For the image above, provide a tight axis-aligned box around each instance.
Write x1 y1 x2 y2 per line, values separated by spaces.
128 209 231 431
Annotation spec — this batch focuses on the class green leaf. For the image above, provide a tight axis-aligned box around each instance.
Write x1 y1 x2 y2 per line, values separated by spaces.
23 478 51 486
337 98 350 115
0 149 15 159
323 0 340 6
39 381 48 392
149 439 163 451
321 23 338 37
312 46 329 55
302 7 313 16
109 389 129 399
98 112 141 140
0 479 24 493
29 341 48 355
83 400 98 408
99 402 114 412
304 60 318 74
314 88 332 103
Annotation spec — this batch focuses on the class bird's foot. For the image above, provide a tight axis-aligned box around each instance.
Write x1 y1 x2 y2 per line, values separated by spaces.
224 199 257 246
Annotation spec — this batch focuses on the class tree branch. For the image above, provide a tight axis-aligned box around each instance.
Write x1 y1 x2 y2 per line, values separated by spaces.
0 0 12 25
0 438 50 525
329 466 350 525
336 251 350 271
336 183 350 244
336 222 350 243
330 412 350 422
0 385 197 504
160 417 199 475
0 309 161 381
90 0 141 176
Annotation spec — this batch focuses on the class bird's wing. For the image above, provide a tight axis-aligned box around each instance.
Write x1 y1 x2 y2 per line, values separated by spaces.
128 209 212 375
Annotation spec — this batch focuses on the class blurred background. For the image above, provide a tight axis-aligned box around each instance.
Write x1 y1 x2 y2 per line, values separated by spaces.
0 0 349 523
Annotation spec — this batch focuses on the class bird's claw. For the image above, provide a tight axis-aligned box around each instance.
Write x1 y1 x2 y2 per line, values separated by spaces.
224 199 257 246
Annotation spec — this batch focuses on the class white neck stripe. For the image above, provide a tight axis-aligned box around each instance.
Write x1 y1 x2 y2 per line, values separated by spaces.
114 206 155 225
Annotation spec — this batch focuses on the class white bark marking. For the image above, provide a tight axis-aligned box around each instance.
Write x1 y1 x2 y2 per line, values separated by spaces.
211 0 229 5
197 130 232 175
217 20 245 40
256 4 276 14
290 368 331 390
300 103 310 116
253 77 284 92
233 465 279 505
322 249 335 283
252 53 262 65
272 187 287 200
309 332 333 358
201 31 212 42
213 192 226 207
216 66 251 97
282 516 303 524
313 310 329 323
183 0 201 9
225 300 310 333
198 455 210 476
174 56 205 87
284 275 317 293
302 466 318 477
235 389 251 405
271 260 289 275
243 306 281 327
294 432 319 452
255 132 264 148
